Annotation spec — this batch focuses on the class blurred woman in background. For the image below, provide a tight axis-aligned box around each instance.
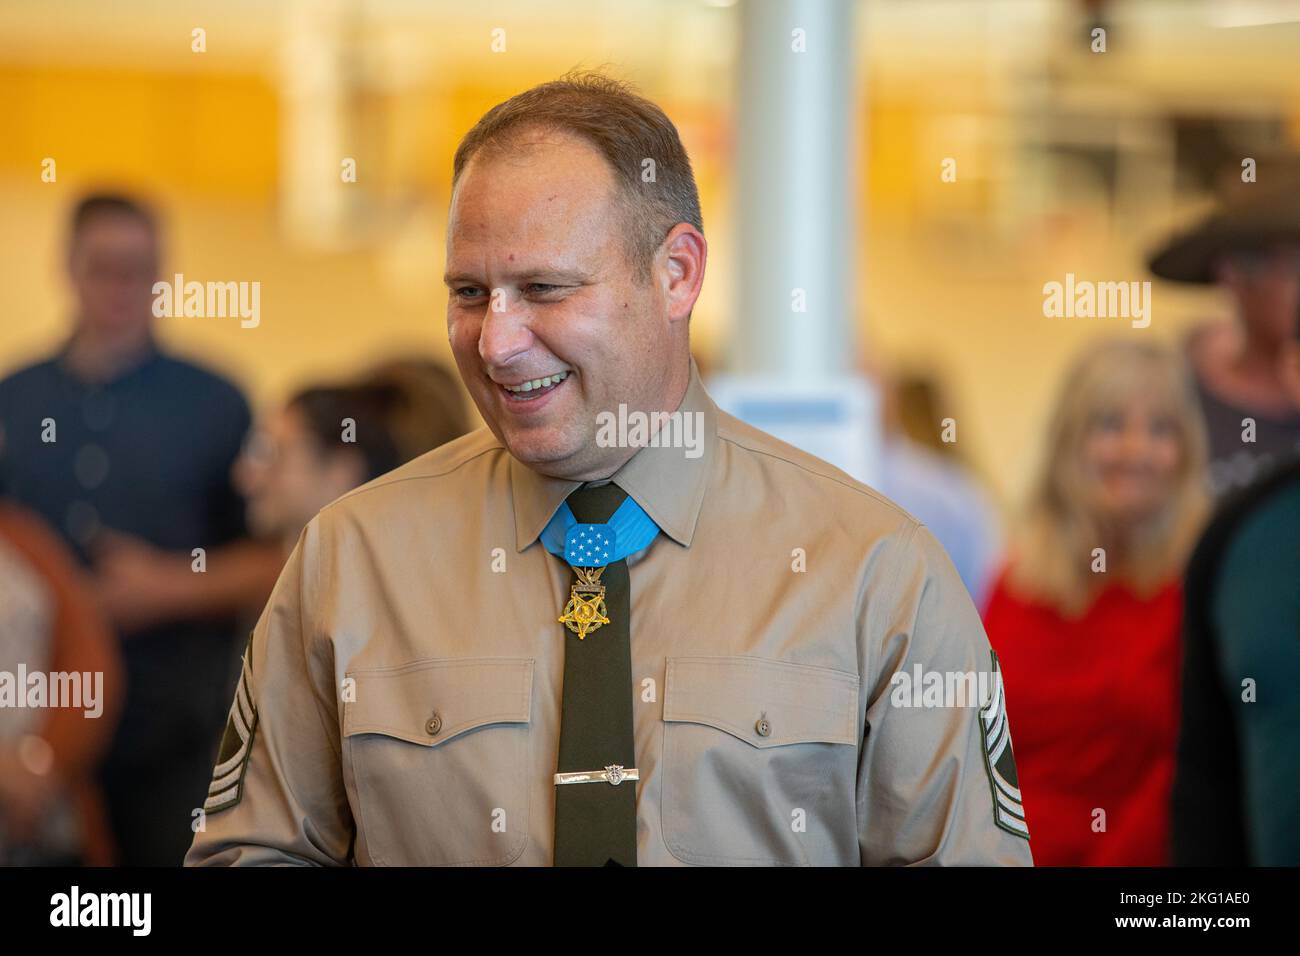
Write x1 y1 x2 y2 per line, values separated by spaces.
236 382 406 552
235 360 469 555
982 340 1210 866
877 367 1003 609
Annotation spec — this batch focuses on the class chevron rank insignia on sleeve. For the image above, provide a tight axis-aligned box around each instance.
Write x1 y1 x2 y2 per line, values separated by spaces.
204 633 258 814
979 649 1030 840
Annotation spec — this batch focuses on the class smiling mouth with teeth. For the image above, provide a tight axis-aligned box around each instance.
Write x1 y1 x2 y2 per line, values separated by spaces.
500 369 570 400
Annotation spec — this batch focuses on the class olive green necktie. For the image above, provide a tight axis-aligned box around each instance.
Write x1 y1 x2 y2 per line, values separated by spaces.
552 482 638 867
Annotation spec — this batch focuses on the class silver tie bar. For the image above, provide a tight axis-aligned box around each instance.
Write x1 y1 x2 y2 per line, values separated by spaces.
554 764 639 786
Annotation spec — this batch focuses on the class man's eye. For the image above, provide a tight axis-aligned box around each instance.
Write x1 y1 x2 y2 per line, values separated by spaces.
526 283 565 295
454 286 485 300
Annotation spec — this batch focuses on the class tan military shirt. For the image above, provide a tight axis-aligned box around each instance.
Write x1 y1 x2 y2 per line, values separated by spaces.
186 361 1033 866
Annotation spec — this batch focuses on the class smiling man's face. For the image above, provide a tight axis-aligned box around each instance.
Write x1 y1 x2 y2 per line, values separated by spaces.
446 130 685 480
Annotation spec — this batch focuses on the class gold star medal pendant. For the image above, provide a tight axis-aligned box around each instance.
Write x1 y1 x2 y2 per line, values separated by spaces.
559 565 609 640
558 524 615 640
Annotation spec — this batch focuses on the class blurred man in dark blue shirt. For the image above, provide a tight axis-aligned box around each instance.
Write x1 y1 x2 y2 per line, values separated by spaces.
0 195 280 865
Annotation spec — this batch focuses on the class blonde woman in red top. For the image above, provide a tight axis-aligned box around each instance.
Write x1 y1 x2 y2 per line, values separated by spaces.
982 340 1209 865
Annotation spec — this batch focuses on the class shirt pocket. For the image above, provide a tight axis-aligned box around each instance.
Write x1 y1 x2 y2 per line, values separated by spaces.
661 655 860 866
343 657 533 866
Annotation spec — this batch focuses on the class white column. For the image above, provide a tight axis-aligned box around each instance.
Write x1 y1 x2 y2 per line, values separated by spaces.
278 0 349 249
732 0 858 377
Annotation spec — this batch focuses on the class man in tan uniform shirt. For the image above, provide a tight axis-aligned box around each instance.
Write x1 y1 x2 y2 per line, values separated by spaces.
186 73 1032 867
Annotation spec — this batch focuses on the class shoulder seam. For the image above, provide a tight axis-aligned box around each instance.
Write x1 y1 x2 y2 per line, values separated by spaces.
715 428 915 522
883 518 923 609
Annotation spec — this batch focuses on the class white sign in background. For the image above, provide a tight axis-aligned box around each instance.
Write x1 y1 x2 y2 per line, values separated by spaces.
705 375 881 490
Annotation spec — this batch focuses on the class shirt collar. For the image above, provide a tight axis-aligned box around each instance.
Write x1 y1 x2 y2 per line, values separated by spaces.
510 356 716 552
54 328 162 387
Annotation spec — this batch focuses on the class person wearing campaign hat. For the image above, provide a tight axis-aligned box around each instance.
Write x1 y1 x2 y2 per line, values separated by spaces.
1148 181 1300 498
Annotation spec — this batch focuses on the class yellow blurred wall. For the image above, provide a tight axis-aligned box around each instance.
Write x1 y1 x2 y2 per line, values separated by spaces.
2 1 1284 518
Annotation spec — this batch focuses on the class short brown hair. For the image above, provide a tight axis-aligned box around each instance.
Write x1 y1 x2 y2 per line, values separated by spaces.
69 193 157 246
451 71 703 281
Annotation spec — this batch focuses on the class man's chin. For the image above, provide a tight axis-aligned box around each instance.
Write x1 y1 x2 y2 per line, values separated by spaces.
501 429 588 475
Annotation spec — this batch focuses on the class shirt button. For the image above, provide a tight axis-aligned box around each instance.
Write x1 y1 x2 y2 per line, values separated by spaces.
74 444 111 490
425 713 443 737
755 717 771 738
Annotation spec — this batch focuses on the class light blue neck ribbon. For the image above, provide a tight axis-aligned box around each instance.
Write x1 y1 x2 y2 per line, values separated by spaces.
539 493 661 567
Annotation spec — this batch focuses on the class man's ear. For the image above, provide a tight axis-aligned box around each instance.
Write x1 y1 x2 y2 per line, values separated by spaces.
658 223 707 326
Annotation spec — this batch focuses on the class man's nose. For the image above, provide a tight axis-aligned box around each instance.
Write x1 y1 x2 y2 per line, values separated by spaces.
478 292 533 368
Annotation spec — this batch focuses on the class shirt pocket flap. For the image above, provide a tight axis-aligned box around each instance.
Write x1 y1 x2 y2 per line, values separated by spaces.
663 656 859 748
343 657 534 747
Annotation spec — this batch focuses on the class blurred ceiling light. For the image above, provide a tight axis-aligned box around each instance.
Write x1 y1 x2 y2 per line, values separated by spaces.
1210 0 1300 27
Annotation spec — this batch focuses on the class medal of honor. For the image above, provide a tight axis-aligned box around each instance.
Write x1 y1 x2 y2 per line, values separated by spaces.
559 565 609 640
557 523 617 640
